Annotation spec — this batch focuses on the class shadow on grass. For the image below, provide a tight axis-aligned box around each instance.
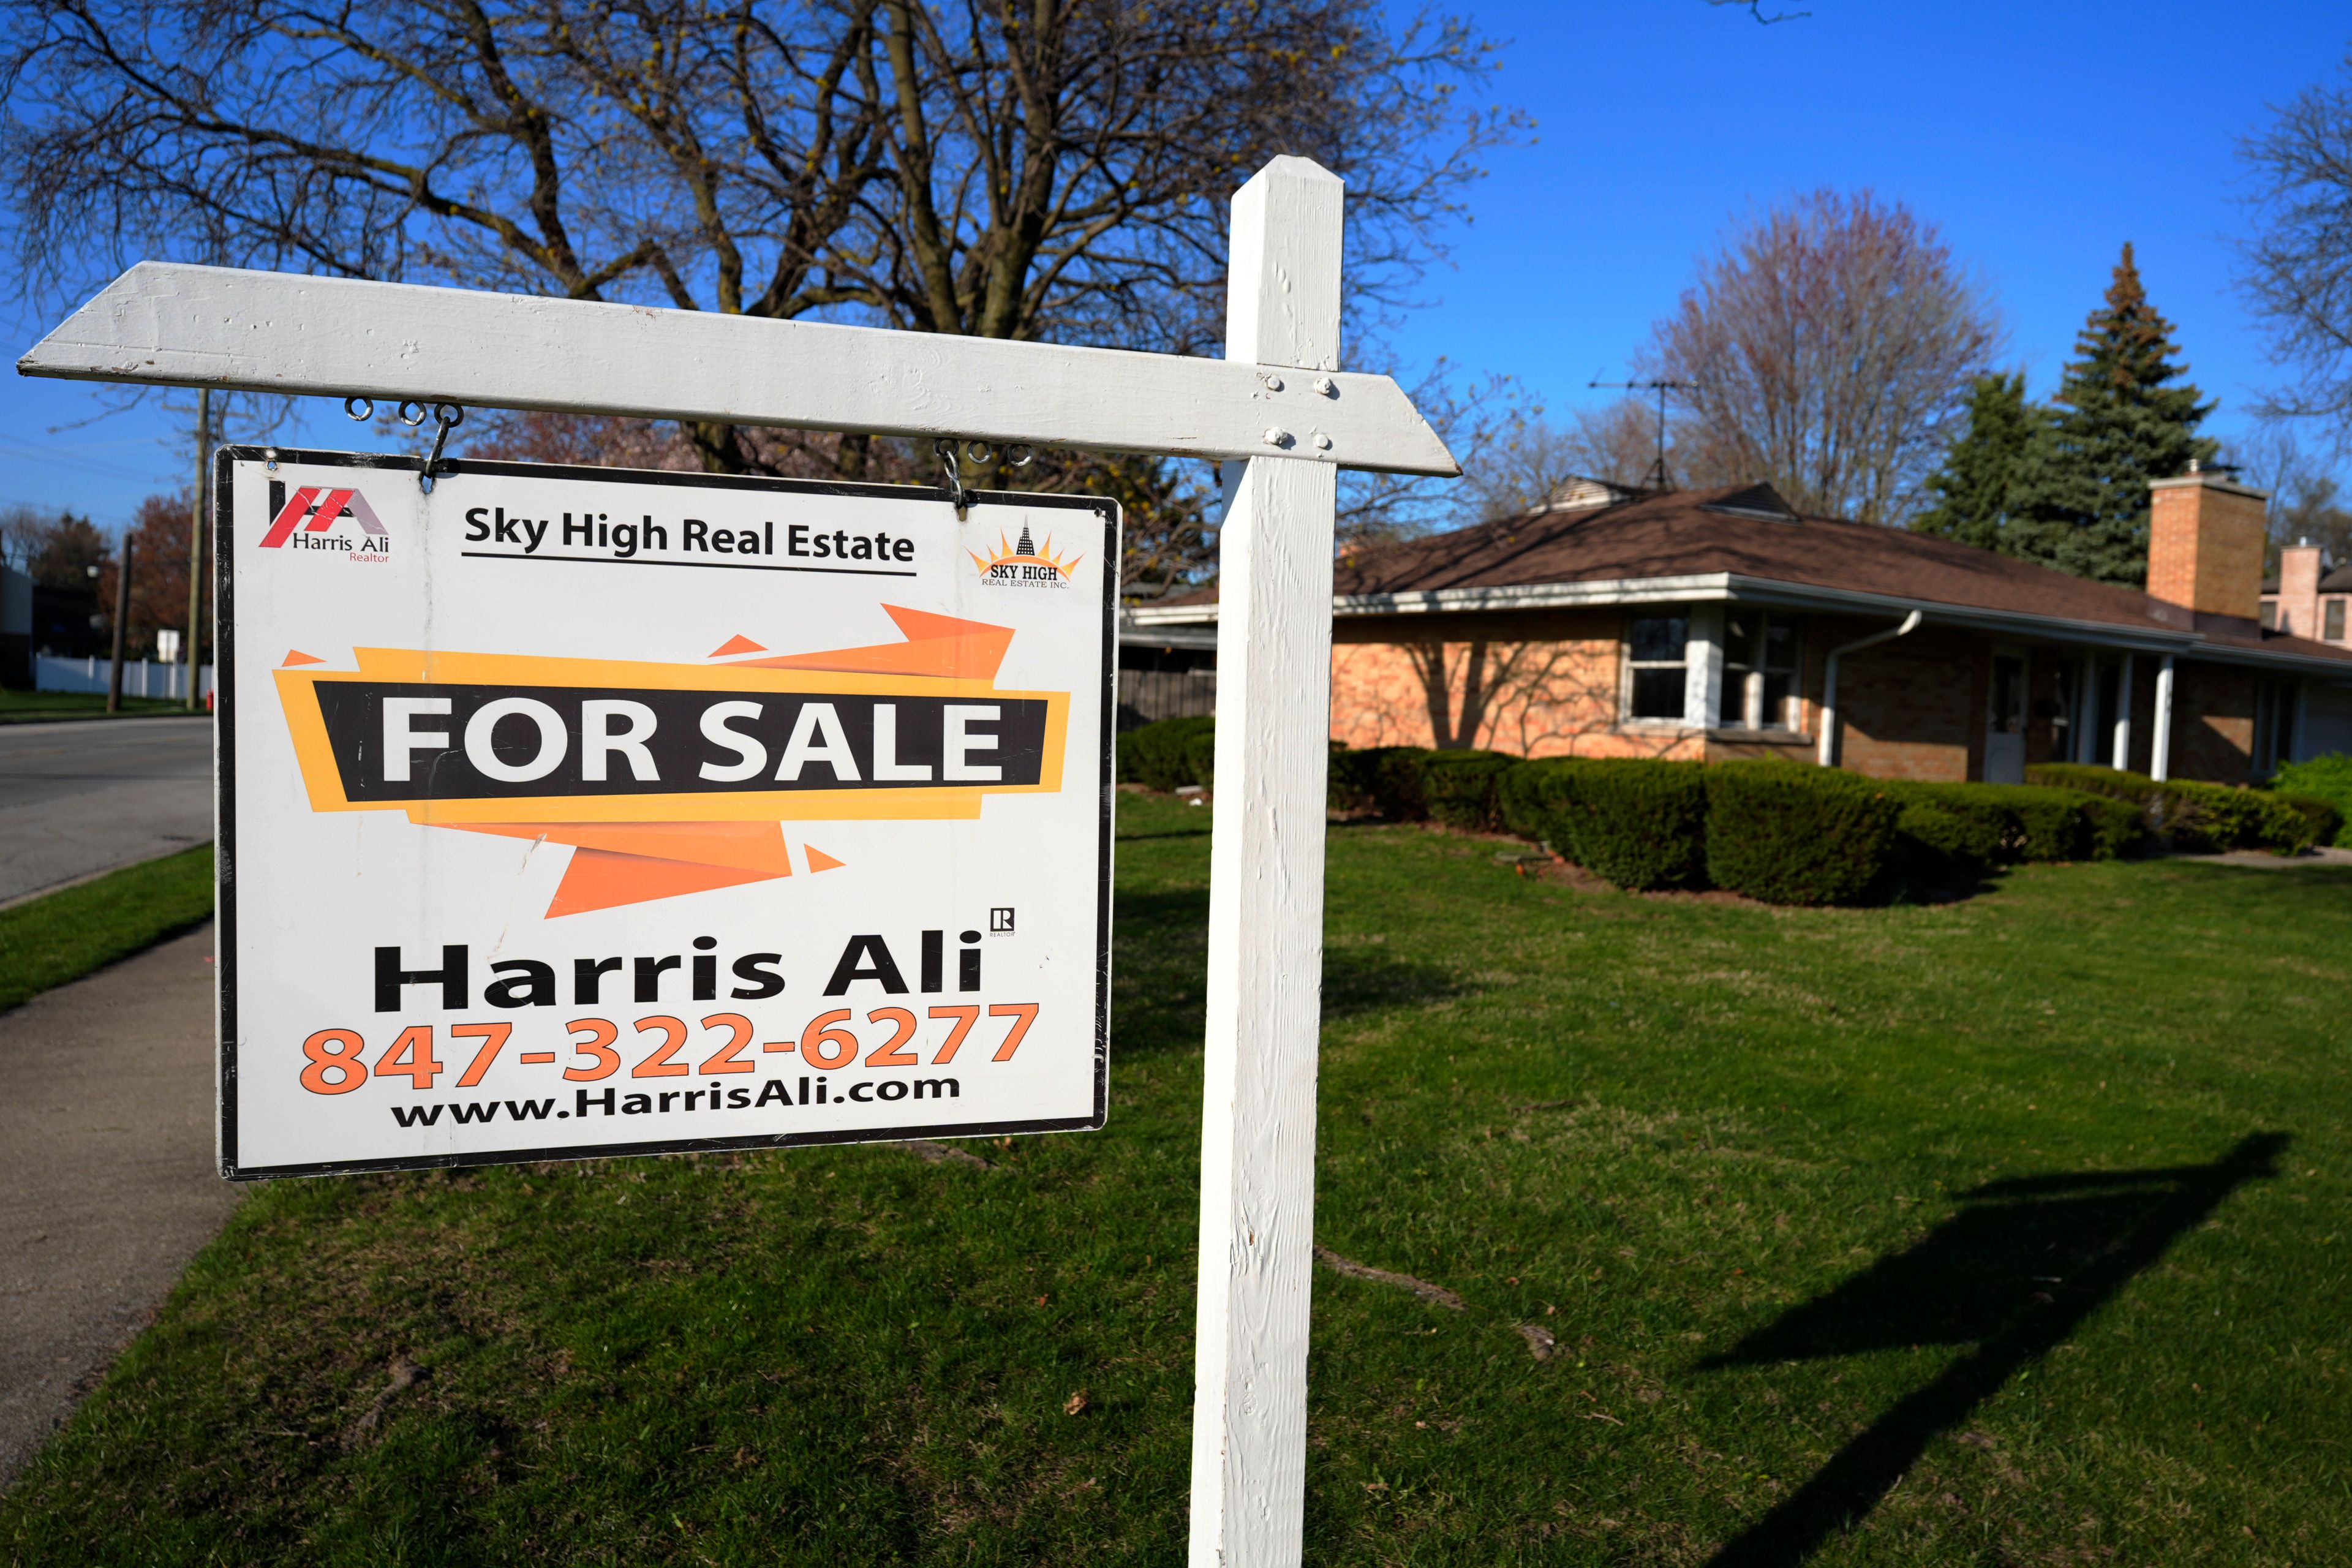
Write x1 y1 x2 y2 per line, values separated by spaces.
1698 1132 2288 1568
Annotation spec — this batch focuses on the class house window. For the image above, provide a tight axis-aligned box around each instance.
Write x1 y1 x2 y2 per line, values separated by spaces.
2261 600 2278 630
2253 679 2297 777
1624 613 1689 721
1719 612 1801 729
2328 599 2345 642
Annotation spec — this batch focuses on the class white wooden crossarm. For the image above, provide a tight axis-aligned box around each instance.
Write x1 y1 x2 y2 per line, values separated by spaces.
17 260 1457 477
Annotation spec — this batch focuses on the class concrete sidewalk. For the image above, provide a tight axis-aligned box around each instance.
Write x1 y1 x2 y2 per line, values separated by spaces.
0 922 236 1488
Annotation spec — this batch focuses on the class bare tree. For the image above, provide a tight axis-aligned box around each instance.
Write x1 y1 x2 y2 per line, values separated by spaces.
2 0 1515 482
1643 189 2000 524
0 503 48 571
2238 51 2352 453
1450 398 1668 524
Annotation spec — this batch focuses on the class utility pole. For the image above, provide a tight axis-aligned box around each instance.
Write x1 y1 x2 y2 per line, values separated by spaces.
186 387 209 710
105 534 133 714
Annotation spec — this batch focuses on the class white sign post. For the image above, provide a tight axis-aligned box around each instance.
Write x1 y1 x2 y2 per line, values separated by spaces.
18 154 1453 1567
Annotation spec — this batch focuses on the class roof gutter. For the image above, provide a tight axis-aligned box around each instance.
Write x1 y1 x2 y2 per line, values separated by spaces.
1818 611 1922 767
1126 571 2352 678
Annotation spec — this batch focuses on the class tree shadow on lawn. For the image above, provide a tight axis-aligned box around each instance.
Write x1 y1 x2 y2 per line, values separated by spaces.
1695 1132 2289 1568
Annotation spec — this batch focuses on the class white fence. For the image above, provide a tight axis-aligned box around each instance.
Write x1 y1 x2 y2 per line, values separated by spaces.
36 655 216 701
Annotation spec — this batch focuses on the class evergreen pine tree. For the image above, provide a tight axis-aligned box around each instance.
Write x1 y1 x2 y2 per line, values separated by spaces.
1909 372 2037 549
2005 244 2217 587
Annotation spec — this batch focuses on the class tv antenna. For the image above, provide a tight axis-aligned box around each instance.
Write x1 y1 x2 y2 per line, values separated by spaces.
1588 375 1694 492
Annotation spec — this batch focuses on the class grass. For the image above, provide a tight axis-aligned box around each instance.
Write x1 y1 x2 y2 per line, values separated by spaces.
3 798 2348 1566
0 845 215 1012
0 688 200 723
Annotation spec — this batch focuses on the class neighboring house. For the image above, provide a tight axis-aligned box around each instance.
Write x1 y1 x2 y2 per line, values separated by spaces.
1130 466 2352 785
2262 547 2352 646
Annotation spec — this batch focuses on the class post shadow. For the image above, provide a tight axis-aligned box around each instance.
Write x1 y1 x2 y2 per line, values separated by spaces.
1696 1133 2288 1568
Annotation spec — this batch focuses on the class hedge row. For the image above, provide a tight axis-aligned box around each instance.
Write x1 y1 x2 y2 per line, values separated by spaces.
2268 754 2352 847
1118 717 2331 905
1115 714 1216 792
2025 762 2342 854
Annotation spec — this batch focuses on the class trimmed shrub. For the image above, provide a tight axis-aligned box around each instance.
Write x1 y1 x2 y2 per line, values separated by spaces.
2072 793 2146 860
1897 793 2003 863
1706 761 1902 905
1117 715 1214 792
2272 792 2343 853
2025 762 2309 854
2166 780 2289 853
2024 761 2150 802
1496 758 1709 890
1886 780 2146 883
1329 746 1435 818
1893 799 1997 887
1419 750 1518 831
1183 725 1218 792
2270 753 2352 846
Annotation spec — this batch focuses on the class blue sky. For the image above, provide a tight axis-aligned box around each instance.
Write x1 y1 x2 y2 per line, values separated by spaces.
2 0 2346 526
1382 1 2352 472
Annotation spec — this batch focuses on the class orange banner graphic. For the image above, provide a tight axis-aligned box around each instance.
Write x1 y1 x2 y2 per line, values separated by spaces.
272 607 1068 915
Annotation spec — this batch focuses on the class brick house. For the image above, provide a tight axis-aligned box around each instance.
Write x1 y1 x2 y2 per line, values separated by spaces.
2262 544 2352 647
1128 467 2352 785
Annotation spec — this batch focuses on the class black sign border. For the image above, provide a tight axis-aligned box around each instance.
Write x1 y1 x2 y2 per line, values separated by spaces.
215 447 1119 1180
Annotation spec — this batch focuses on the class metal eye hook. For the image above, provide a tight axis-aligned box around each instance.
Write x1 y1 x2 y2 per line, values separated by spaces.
933 438 974 520
394 399 431 428
419 402 466 494
344 396 375 422
1005 443 1036 468
962 440 996 466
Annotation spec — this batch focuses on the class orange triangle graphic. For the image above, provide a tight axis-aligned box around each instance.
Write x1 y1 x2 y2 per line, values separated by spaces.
282 650 324 666
804 844 846 873
545 849 784 918
734 606 1012 680
710 634 767 657
448 822 794 916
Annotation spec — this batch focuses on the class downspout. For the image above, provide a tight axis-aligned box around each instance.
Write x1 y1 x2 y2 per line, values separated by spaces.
1816 611 1923 768
2151 654 2176 782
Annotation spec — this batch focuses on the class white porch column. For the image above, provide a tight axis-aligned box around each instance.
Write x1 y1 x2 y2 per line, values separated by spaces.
1684 603 1724 734
2112 653 2133 772
1189 156 1343 1568
2152 654 2176 782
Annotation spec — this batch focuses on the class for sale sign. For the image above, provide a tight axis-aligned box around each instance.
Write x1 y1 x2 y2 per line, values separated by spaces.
216 450 1115 1178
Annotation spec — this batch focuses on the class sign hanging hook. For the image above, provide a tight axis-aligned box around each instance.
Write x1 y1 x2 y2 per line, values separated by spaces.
931 437 1036 521
344 397 466 491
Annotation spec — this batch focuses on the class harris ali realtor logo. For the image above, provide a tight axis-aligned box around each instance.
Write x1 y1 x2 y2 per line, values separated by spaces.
970 525 1079 588
260 481 391 559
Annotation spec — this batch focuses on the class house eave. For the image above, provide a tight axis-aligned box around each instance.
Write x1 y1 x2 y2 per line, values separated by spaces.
1128 571 2352 679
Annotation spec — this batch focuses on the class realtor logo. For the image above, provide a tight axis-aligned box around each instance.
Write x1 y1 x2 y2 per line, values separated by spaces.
970 524 1079 587
260 482 390 556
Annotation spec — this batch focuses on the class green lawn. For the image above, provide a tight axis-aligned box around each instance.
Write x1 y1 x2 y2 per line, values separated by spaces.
0 845 214 1012
0 688 198 723
3 798 2346 1566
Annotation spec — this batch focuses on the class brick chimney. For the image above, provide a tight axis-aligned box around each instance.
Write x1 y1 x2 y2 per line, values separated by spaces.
2146 463 2269 632
2275 539 2324 638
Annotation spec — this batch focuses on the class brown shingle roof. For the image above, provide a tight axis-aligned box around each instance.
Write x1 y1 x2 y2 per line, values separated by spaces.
1159 483 2352 664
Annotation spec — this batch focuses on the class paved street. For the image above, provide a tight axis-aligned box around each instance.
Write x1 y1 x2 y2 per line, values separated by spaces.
0 718 213 905
0 924 234 1485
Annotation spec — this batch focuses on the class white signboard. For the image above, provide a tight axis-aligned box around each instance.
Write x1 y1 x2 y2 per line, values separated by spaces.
217 450 1115 1178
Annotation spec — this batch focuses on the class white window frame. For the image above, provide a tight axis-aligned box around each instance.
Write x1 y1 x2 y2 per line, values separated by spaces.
1621 608 1696 728
1719 609 1803 732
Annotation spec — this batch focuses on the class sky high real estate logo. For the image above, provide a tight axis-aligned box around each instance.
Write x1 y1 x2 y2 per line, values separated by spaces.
971 525 1079 588
271 608 1069 918
260 481 390 557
